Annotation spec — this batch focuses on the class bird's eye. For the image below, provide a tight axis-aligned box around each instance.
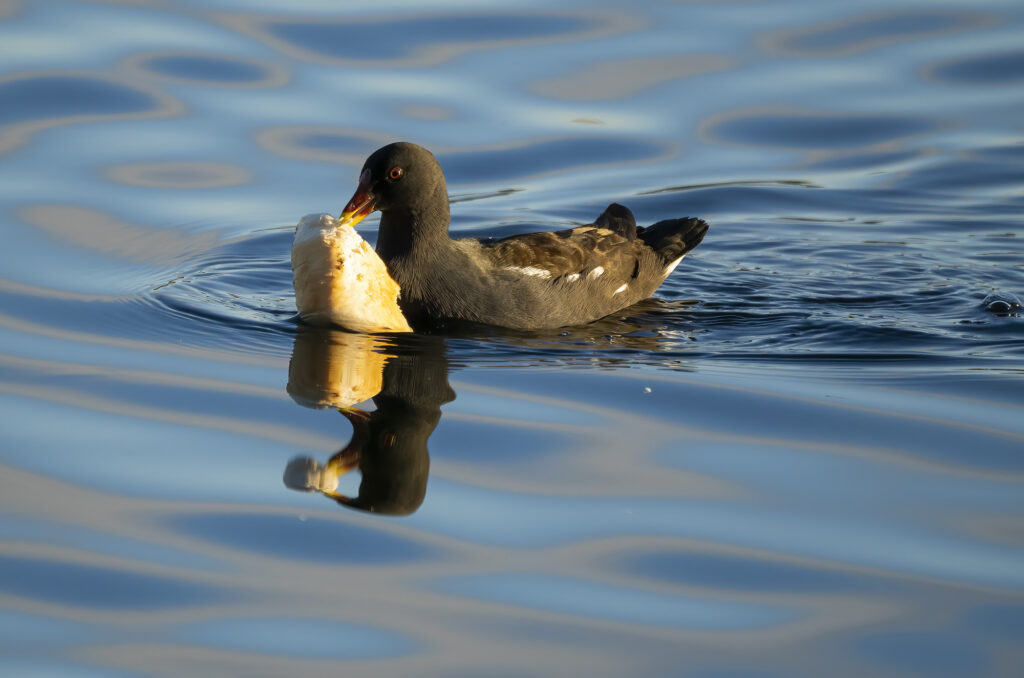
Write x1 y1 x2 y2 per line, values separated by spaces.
388 167 403 180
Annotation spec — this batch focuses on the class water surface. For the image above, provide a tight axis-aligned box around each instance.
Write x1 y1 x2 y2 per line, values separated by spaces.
1 1 1023 676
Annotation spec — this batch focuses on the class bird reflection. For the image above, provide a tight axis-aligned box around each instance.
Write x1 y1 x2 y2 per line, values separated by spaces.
283 327 453 516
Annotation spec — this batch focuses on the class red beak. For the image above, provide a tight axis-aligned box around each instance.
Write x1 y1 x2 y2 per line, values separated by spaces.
339 168 376 226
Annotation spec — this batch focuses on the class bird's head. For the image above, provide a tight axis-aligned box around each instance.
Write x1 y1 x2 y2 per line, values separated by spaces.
339 142 448 228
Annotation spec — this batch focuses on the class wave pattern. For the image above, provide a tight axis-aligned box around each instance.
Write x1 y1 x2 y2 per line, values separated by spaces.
1 0 1023 677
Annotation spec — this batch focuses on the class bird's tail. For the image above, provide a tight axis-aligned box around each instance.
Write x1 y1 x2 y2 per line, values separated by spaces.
594 203 638 240
638 217 710 266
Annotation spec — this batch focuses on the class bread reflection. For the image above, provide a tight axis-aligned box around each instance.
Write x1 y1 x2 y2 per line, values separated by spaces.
286 328 390 409
284 328 453 515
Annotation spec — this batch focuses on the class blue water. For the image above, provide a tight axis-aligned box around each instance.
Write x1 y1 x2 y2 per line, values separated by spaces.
2 1 1023 676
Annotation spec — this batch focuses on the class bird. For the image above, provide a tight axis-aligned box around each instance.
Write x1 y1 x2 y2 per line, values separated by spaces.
316 141 709 331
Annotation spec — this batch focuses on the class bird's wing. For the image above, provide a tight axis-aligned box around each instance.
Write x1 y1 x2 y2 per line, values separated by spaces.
478 226 638 281
476 204 641 282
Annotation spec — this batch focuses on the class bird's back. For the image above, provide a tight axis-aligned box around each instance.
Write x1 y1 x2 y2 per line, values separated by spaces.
388 205 708 330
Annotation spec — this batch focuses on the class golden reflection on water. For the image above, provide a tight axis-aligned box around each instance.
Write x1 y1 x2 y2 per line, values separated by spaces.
0 70 184 155
0 308 285 367
217 9 641 69
530 54 736 102
254 125 396 166
0 378 338 450
123 50 290 89
758 9 993 57
0 1 20 21
0 352 281 398
0 275 132 302
19 204 220 265
105 161 252 189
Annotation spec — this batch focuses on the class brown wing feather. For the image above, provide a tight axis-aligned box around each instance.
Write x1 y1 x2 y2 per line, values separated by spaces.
476 205 641 281
479 225 638 281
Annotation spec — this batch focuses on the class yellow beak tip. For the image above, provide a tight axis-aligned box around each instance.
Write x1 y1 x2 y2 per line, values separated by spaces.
338 211 363 228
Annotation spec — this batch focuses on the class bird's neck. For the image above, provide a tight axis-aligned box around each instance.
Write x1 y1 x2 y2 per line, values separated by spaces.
377 188 451 261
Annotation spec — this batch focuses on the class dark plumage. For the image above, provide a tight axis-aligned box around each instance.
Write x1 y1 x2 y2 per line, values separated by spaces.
340 142 709 330
330 344 451 515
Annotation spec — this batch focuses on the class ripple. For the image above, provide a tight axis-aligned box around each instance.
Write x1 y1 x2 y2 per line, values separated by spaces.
1 219 294 360
18 204 219 268
257 130 674 182
701 107 940 151
967 604 1024 639
761 9 990 57
885 154 1024 194
982 292 1022 316
804 148 923 172
5 3 1024 675
144 228 296 345
397 103 456 121
436 573 795 630
255 125 394 165
438 136 675 184
126 51 289 88
0 609 97 646
177 616 416 660
928 50 1024 86
0 554 226 610
105 161 252 189
638 178 818 197
166 511 437 564
531 54 735 101
619 550 870 593
0 2 18 21
857 630 987 678
0 71 181 154
221 9 634 68
447 300 705 367
0 76 152 126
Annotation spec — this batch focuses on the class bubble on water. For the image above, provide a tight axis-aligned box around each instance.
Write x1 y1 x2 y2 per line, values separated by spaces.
982 292 1022 315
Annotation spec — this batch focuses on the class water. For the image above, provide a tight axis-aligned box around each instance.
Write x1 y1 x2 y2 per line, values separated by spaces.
2 0 1023 676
